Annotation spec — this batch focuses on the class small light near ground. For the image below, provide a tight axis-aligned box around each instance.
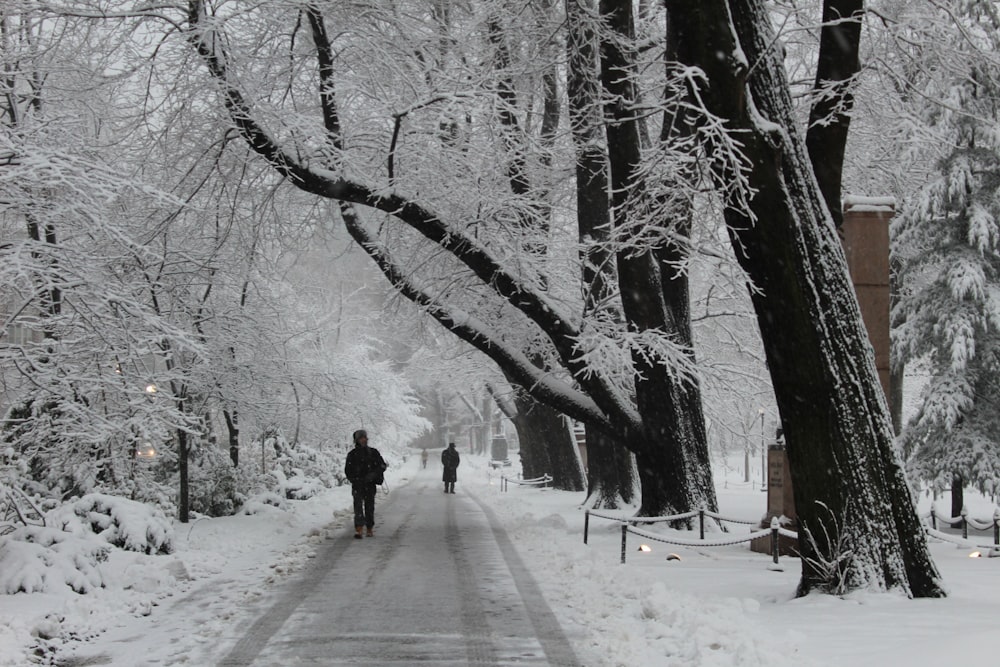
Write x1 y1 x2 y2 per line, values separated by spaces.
665 553 681 561
145 383 158 394
637 544 652 553
969 551 982 558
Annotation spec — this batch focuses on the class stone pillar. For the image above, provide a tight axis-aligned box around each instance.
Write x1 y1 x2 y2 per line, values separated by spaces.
840 197 893 401
766 444 796 524
751 442 798 555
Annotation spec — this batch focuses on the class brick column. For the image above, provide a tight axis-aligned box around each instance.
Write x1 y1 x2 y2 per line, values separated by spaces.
841 197 893 401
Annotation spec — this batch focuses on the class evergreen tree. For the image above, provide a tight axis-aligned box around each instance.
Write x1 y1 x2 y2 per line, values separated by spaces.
891 1 1000 499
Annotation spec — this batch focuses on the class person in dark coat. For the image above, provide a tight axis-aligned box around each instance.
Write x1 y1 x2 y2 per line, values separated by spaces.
344 429 387 538
441 442 460 493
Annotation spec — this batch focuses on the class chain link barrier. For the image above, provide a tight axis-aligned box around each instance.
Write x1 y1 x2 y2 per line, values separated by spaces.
500 474 552 493
919 506 1000 543
585 501 1000 568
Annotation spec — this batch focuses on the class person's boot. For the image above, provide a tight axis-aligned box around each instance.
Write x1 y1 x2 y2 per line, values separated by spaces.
354 526 363 539
366 527 374 537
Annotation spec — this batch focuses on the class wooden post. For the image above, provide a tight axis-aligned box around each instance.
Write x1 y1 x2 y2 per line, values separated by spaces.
584 510 590 544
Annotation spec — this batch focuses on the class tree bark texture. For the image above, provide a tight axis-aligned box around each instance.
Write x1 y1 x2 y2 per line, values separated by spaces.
804 0 863 230
600 0 718 517
565 0 636 507
583 428 636 508
665 0 943 596
506 379 585 491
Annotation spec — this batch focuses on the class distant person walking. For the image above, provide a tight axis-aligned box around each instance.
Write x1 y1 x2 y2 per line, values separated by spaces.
345 430 387 538
420 448 428 469
441 442 460 494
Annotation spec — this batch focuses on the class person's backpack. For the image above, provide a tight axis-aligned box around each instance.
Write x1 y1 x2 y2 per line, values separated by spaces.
369 451 387 485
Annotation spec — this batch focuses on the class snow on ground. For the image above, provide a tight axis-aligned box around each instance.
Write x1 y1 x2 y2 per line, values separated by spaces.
2 453 999 666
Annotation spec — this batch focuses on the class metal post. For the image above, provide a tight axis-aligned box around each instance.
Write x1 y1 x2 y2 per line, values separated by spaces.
621 523 628 564
930 504 937 531
699 508 705 540
770 516 780 565
759 408 766 491
584 510 590 544
994 509 999 546
962 506 968 540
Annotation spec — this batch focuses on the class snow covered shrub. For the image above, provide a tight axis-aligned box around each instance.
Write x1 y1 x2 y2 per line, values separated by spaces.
51 493 174 555
262 429 338 500
0 526 109 594
238 491 288 515
271 468 326 500
185 444 251 517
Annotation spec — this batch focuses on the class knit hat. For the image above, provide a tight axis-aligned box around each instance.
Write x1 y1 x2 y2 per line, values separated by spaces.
353 429 368 444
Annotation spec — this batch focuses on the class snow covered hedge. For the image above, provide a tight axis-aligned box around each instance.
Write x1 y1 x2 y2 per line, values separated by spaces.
51 493 174 555
0 493 174 595
0 526 109 594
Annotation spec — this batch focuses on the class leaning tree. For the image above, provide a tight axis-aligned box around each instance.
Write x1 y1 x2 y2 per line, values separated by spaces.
663 0 943 596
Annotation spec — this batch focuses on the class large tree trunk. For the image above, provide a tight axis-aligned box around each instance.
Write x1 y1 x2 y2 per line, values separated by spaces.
501 379 585 491
600 0 718 518
584 429 636 508
667 0 944 597
804 0 862 231
566 0 637 508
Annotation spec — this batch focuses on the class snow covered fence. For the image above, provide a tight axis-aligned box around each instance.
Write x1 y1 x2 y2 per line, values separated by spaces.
921 506 1000 546
500 474 552 493
583 507 758 545
619 517 799 565
583 508 797 565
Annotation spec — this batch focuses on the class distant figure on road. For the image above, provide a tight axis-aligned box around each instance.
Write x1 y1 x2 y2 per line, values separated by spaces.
345 429 387 538
420 448 428 469
441 442 460 494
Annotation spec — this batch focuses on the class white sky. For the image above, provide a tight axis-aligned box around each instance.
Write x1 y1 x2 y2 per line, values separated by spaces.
2 452 998 667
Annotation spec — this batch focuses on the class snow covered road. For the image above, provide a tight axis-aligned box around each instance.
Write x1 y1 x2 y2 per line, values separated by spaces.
215 474 578 666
